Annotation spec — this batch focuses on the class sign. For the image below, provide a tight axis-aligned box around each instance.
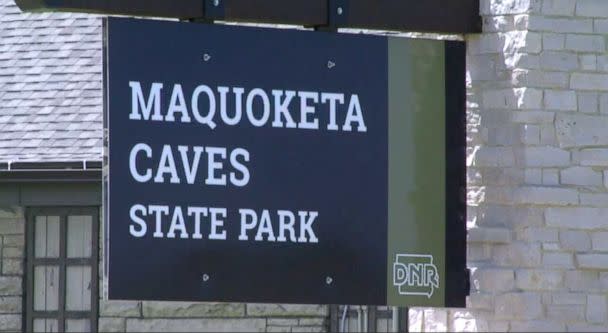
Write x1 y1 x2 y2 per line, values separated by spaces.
103 17 467 307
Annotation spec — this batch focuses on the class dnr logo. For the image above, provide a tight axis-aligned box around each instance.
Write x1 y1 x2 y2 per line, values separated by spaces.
392 254 439 298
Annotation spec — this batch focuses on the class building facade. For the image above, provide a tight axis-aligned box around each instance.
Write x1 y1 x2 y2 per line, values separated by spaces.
1 0 608 332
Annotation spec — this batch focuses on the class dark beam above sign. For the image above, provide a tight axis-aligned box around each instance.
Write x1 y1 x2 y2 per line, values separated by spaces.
14 0 481 34
14 0 204 19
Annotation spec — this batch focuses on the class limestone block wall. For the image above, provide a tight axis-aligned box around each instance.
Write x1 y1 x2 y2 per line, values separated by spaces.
413 0 608 331
0 206 24 333
97 300 327 332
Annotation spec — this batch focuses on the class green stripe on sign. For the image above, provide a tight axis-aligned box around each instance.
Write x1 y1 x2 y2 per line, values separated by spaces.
387 37 446 307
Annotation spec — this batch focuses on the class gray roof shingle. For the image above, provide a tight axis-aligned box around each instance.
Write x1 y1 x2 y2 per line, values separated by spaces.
0 0 102 163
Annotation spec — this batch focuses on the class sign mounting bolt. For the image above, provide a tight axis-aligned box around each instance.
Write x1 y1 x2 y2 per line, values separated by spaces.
203 53 211 62
327 60 336 69
213 0 220 7
202 274 210 282
337 7 343 15
326 276 333 285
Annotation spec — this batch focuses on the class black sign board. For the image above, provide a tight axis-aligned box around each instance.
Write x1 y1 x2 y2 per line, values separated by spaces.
103 17 467 307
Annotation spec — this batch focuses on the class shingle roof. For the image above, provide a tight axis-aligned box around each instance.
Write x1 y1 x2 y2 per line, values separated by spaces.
0 0 102 163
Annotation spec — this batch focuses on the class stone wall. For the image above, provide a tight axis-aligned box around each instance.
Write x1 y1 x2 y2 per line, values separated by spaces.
98 301 327 332
413 0 608 331
0 206 24 333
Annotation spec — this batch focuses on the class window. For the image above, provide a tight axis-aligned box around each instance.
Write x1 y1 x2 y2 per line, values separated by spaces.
329 305 408 332
25 207 99 333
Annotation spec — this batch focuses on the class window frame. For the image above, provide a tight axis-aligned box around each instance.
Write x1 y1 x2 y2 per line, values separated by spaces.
25 206 100 333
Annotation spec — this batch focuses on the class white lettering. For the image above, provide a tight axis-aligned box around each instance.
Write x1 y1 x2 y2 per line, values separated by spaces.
129 204 147 237
129 81 163 121
129 143 152 182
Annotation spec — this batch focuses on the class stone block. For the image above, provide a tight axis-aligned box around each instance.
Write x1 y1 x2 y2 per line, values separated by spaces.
488 320 510 332
516 147 570 167
515 269 563 290
495 292 543 320
0 222 23 236
126 318 265 332
520 227 558 242
577 254 608 269
1 260 22 275
540 51 578 70
600 56 608 73
580 149 608 166
587 295 608 323
547 254 574 271
542 169 559 185
483 16 515 33
1 236 23 248
142 302 244 318
544 89 577 110
553 293 586 305
493 242 541 267
481 0 538 15
409 308 423 332
513 69 569 88
561 167 603 186
467 293 493 310
571 73 608 91
292 326 324 333
581 193 608 207
468 227 512 244
0 314 20 331
246 304 327 317
565 34 605 52
581 54 597 71
529 16 593 33
546 208 608 229
98 318 126 332
268 319 299 326
299 318 325 326
596 19 608 33
542 33 565 51
474 269 515 292
601 94 608 113
510 320 565 332
566 270 600 291
568 323 608 332
423 308 447 332
2 247 23 259
559 230 590 252
0 297 20 314
0 207 22 219
99 300 141 317
513 187 577 205
511 111 555 124
579 92 599 113
515 87 543 109
471 147 515 167
540 125 557 145
478 205 543 228
524 168 542 184
542 0 576 15
543 243 560 251
547 304 585 321
482 89 518 109
450 311 489 332
267 327 291 333
592 232 608 251
0 277 21 296
576 0 608 17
